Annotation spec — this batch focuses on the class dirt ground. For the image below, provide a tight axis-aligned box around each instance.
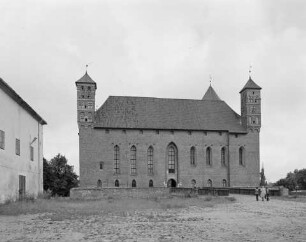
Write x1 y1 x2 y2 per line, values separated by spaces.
0 195 306 242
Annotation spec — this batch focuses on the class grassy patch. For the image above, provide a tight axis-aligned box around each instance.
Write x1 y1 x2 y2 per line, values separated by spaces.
0 195 236 217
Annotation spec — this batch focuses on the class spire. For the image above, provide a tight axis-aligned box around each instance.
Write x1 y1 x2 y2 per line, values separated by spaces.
75 71 97 89
239 77 261 93
202 85 221 101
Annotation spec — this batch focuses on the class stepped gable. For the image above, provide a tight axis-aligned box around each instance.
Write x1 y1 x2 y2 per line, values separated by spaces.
95 96 246 133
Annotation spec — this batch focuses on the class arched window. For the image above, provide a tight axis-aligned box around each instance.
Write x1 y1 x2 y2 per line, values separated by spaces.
132 179 137 188
149 179 154 187
221 147 226 166
97 179 102 188
222 179 227 187
190 146 196 166
147 146 154 175
130 146 137 175
167 144 177 174
115 179 119 187
239 147 244 166
114 145 120 174
191 179 196 188
207 179 212 187
206 147 212 166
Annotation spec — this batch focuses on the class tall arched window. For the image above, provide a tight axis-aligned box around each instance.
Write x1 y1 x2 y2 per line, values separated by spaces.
132 179 137 188
222 179 227 187
239 147 244 166
168 144 176 173
147 146 154 175
149 179 154 187
130 146 137 175
207 179 212 187
115 179 119 187
190 146 196 166
114 145 120 174
206 147 212 166
221 147 226 166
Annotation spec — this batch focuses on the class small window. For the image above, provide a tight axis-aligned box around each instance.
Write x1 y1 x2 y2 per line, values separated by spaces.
30 146 34 161
132 179 137 188
168 145 176 173
207 179 212 187
97 179 102 187
99 162 104 170
114 145 120 174
190 147 196 166
130 146 137 175
115 179 119 187
81 86 84 90
147 146 154 175
149 179 154 187
88 86 91 91
222 179 227 187
0 130 5 150
16 139 20 156
191 179 196 188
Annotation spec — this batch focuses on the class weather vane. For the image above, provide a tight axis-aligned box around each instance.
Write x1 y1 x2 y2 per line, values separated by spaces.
209 75 212 86
85 62 93 73
249 65 252 78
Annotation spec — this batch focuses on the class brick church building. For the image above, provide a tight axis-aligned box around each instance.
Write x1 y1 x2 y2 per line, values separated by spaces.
76 72 261 188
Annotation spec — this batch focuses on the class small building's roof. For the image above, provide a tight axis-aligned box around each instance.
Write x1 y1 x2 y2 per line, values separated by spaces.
0 78 47 125
202 85 221 101
240 77 261 93
95 96 246 133
75 72 97 89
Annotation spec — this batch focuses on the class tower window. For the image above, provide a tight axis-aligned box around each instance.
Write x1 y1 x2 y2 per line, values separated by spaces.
206 147 212 166
239 147 245 166
81 86 84 90
207 179 212 187
115 179 119 187
130 146 137 175
168 145 176 173
222 179 227 187
221 147 226 166
132 179 137 188
114 145 120 174
16 139 20 156
149 179 154 187
88 86 91 90
97 179 102 187
30 146 34 161
190 146 196 166
99 162 104 170
147 146 154 175
0 130 5 150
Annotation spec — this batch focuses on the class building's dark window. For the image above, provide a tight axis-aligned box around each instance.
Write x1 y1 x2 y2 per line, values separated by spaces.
239 147 244 166
222 179 227 187
168 145 176 173
147 146 154 175
206 147 211 166
0 130 5 150
97 179 102 187
190 146 196 166
114 145 120 174
221 147 226 166
130 146 137 175
99 161 104 170
30 146 34 161
88 86 91 91
16 139 20 156
149 179 154 187
115 179 119 187
191 179 196 188
207 179 212 187
132 179 136 187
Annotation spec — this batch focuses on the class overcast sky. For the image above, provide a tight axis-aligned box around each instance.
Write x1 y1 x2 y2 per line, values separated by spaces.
1 0 306 182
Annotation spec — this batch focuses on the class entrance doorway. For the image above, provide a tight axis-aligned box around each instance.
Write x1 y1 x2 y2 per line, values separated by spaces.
19 175 26 199
167 179 177 187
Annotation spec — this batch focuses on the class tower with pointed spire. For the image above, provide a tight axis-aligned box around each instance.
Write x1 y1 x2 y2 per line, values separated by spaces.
75 71 97 128
240 76 262 131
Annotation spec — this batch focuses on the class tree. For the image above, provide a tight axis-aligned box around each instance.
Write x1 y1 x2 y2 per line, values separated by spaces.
275 168 306 191
43 154 79 196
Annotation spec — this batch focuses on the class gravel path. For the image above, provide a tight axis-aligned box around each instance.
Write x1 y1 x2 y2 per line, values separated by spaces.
0 195 306 242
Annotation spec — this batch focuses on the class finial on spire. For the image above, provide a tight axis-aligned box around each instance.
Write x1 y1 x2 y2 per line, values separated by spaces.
85 62 93 74
249 65 252 79
209 75 212 86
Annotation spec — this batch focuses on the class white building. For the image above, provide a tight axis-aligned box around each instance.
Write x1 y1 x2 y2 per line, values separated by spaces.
0 78 46 202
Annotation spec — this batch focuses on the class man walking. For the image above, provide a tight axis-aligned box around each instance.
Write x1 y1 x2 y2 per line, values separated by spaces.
255 187 259 201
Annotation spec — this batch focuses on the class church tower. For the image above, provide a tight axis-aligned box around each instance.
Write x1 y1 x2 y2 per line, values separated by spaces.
240 76 262 131
75 71 97 128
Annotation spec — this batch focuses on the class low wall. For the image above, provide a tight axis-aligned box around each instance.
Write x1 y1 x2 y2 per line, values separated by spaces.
70 187 171 199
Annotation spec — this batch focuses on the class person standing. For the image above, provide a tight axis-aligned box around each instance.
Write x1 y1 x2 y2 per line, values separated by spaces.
260 186 266 201
266 187 270 201
255 187 259 201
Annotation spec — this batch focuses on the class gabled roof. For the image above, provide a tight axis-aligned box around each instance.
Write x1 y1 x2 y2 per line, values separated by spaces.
0 78 47 125
75 72 97 89
240 77 261 93
95 96 246 133
202 85 221 101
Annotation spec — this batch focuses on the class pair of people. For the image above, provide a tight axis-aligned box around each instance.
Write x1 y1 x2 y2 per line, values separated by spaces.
255 186 270 201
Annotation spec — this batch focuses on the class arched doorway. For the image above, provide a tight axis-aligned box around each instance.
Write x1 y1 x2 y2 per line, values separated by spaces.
167 179 177 187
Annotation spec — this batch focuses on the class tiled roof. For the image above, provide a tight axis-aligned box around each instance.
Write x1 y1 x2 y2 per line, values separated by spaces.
95 96 246 133
75 72 97 89
240 77 261 93
0 78 47 125
202 85 221 101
